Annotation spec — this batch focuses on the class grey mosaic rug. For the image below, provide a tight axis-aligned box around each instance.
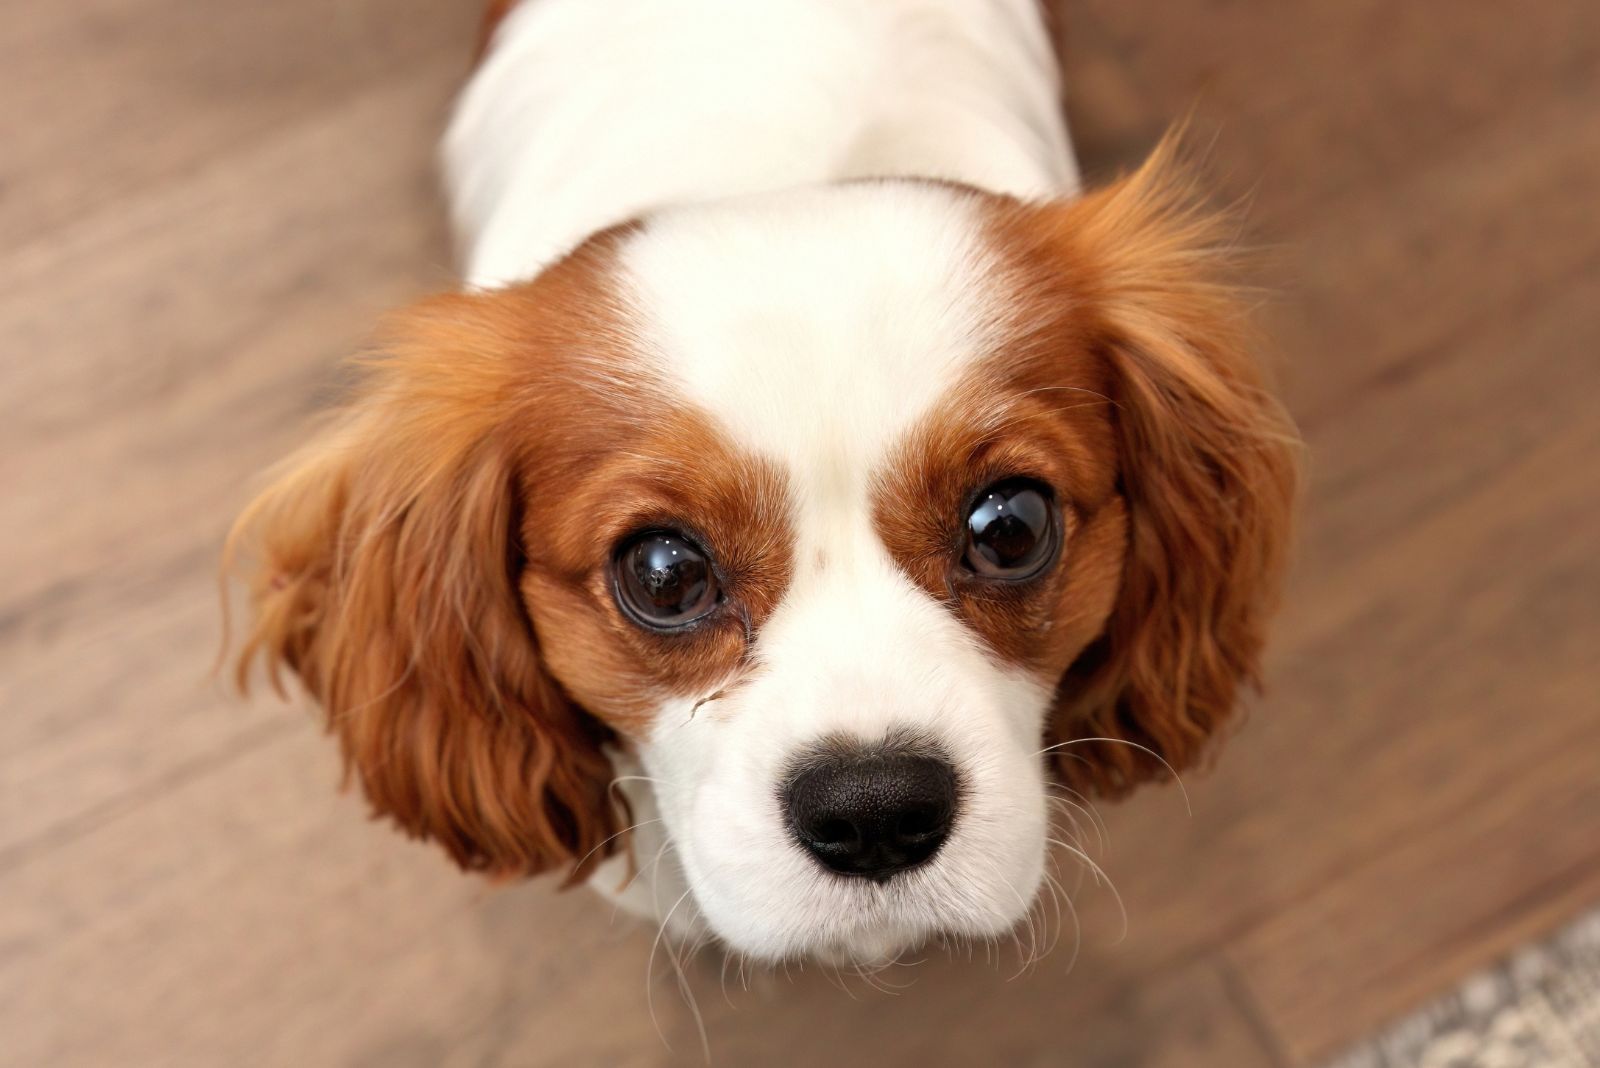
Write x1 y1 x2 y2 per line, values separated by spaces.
1323 908 1600 1068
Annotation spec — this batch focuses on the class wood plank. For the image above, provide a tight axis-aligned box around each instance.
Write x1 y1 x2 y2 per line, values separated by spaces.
0 0 471 250
0 68 462 856
693 954 1283 1068
1269 84 1600 431
0 727 652 1067
1058 0 1600 223
1226 414 1600 1063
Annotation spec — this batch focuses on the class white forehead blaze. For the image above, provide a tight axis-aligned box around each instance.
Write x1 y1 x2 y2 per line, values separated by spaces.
619 184 1003 584
619 183 1001 471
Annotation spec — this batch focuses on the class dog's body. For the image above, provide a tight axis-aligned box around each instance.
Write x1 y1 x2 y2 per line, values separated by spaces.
234 0 1297 967
450 0 1079 288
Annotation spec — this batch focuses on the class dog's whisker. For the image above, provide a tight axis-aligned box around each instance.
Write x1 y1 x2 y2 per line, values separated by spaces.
825 958 860 1000
644 884 698 1056
1045 835 1104 888
718 944 738 1009
1039 861 1077 968
1047 782 1113 850
1051 865 1084 977
1037 737 1194 817
609 835 675 931
991 871 1040 980
1045 795 1097 858
573 816 663 875
1047 835 1130 945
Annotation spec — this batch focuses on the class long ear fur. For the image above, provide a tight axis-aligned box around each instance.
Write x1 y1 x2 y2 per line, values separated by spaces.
226 296 622 881
1048 139 1302 795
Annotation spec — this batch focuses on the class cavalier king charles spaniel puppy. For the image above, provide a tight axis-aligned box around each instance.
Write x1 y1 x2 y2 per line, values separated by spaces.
230 0 1298 966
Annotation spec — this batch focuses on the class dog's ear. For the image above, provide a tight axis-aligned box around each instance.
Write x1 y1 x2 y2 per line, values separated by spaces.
1037 140 1301 796
227 292 623 881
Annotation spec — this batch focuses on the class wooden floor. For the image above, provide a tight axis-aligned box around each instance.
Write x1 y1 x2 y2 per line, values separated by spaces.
4 2 1598 1065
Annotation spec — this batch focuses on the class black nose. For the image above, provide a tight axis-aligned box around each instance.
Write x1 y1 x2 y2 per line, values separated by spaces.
783 747 959 881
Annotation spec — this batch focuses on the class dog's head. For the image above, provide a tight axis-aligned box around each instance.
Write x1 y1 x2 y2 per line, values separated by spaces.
231 148 1297 964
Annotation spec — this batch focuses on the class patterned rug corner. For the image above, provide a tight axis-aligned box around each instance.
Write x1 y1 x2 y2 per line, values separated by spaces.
1322 908 1600 1068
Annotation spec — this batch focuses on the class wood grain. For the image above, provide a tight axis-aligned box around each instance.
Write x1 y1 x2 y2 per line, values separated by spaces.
3 2 1597 1065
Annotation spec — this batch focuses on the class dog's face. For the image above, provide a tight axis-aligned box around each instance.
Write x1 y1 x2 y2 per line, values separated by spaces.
233 154 1296 964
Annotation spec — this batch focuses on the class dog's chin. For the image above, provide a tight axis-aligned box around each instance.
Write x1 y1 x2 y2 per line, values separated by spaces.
719 916 930 969
810 931 921 969
722 905 1036 969
694 869 1045 969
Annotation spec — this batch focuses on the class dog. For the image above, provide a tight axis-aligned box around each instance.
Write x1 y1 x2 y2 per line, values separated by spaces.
230 0 1298 967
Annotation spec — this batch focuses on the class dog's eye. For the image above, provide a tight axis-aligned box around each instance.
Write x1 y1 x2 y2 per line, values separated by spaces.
613 530 720 629
962 479 1058 580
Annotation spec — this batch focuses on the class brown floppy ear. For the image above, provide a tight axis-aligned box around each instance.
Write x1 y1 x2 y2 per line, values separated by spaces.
1043 141 1302 796
226 294 622 881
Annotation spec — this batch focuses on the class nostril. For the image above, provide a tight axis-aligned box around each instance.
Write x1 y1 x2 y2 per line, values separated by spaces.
895 805 947 842
782 743 960 880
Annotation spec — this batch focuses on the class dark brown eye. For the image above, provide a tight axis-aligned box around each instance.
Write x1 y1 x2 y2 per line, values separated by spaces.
963 479 1058 580
614 530 719 629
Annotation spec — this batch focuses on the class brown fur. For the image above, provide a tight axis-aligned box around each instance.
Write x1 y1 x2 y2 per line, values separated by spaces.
227 230 794 881
871 314 1125 682
515 402 795 727
981 138 1302 796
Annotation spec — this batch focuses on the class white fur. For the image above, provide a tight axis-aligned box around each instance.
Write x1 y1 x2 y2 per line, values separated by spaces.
613 186 1055 960
446 0 1077 287
445 0 1080 963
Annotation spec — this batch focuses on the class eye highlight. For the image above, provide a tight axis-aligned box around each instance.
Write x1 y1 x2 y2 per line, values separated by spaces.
962 479 1059 580
613 530 720 629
